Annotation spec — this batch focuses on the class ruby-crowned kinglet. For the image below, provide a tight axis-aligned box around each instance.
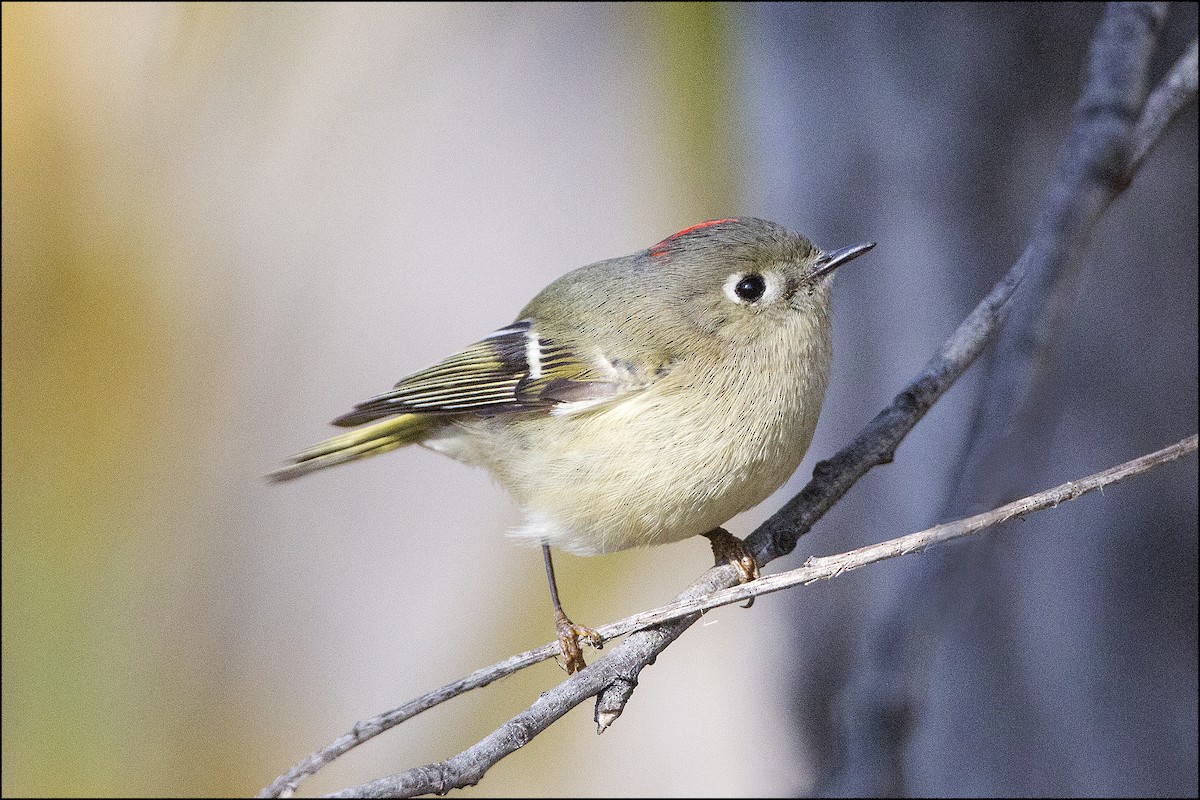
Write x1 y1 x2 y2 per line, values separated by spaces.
272 217 873 672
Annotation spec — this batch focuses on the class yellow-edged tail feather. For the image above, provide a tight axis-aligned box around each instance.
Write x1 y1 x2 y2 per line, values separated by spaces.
268 413 437 482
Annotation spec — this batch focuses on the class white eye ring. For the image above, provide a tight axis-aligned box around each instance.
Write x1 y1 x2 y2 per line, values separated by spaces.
723 271 781 305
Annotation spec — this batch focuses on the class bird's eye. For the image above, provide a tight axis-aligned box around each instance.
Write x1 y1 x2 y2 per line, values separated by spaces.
734 274 767 303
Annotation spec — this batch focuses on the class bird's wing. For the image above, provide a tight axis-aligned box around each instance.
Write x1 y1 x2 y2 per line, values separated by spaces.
331 320 662 427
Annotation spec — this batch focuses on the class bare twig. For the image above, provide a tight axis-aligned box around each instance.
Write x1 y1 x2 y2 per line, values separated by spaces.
1129 37 1199 176
261 5 1196 798
259 646 562 798
952 2 1182 509
331 436 1197 798
275 423 1200 799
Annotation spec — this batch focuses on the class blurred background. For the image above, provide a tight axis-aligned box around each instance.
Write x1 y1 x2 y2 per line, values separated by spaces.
3 3 1196 797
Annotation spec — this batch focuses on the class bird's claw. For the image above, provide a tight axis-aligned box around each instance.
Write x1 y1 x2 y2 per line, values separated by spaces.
554 609 602 674
703 528 760 608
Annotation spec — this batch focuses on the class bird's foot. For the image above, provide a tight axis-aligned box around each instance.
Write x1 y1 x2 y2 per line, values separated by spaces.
554 609 602 674
702 527 760 608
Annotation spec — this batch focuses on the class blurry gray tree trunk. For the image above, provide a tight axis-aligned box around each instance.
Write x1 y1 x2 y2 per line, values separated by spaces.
738 3 1197 795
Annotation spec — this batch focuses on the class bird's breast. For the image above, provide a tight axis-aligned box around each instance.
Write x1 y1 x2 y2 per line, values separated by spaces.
492 316 833 555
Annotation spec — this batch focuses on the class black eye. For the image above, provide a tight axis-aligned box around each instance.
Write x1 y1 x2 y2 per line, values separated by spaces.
734 274 766 302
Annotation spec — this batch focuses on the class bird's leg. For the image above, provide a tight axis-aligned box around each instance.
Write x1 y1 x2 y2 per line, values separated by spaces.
542 543 602 674
702 527 759 608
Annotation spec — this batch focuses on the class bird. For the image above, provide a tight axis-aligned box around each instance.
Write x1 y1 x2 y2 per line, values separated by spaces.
271 217 874 673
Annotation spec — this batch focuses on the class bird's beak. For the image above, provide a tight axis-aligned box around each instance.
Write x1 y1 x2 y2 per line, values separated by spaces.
809 242 876 282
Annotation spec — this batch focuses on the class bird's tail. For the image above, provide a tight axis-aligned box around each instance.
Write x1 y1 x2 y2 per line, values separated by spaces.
268 413 437 481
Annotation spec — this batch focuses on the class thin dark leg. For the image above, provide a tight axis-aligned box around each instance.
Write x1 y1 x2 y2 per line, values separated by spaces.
542 542 565 614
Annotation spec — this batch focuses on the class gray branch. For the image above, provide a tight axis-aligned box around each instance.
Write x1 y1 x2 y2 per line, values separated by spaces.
1129 36 1198 176
332 436 1198 799
261 4 1197 797
951 1 1177 511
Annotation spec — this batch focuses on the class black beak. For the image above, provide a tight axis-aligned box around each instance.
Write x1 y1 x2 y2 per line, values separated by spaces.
809 242 876 282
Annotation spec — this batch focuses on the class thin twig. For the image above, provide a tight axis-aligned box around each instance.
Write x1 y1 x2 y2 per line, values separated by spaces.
259 646 562 798
1129 37 1198 176
331 435 1197 798
272 416 1200 798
